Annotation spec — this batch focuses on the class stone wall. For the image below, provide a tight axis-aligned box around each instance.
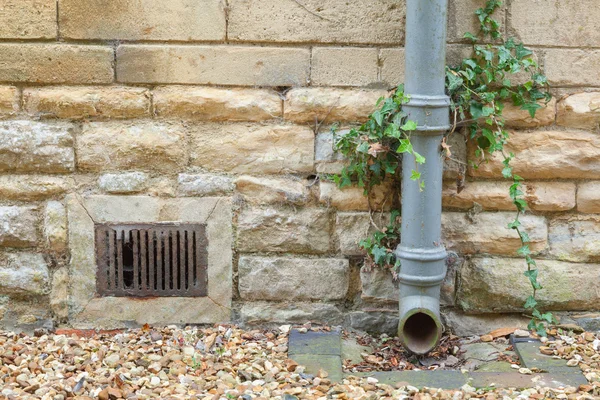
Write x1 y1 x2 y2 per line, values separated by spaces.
0 0 599 334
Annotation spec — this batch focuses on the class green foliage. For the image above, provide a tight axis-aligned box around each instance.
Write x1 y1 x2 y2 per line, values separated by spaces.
332 0 555 335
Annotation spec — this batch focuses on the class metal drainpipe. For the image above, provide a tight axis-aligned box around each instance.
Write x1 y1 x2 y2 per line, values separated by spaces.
395 0 450 354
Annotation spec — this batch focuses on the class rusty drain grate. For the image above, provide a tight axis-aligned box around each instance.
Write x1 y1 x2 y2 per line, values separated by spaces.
95 224 208 297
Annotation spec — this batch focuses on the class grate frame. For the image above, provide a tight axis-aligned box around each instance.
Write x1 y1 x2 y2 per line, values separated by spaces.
95 223 208 297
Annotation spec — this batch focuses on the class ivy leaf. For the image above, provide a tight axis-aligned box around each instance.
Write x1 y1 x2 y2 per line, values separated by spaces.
502 166 513 179
397 139 413 154
521 102 542 118
414 151 426 164
410 170 421 181
518 245 531 257
463 32 478 42
373 110 384 127
507 220 521 229
515 43 533 60
371 245 388 265
524 295 538 309
401 120 418 131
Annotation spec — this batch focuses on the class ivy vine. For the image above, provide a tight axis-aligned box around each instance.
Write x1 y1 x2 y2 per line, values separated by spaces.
331 0 555 335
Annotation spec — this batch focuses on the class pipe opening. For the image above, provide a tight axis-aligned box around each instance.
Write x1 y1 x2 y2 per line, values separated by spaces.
400 311 441 355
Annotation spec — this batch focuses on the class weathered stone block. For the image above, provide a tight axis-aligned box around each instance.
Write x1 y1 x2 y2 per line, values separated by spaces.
335 212 390 256
344 311 399 335
44 201 67 252
238 256 349 301
468 130 600 179
311 47 379 87
442 212 547 255
237 207 330 254
239 302 343 325
443 132 468 180
76 122 187 172
24 87 150 119
549 216 600 262
448 0 505 42
0 86 19 116
98 172 149 194
153 87 282 121
60 0 225 41
190 124 314 174
315 130 350 174
503 98 556 129
457 257 600 313
0 252 49 295
284 88 386 124
117 45 310 86
443 181 576 212
443 310 529 336
0 207 38 248
510 0 599 47
50 267 69 320
178 173 234 196
0 121 75 173
380 48 405 88
0 44 113 84
578 182 600 214
227 0 405 44
0 0 56 39
557 92 600 130
235 176 310 205
319 181 392 211
0 176 69 201
545 49 600 87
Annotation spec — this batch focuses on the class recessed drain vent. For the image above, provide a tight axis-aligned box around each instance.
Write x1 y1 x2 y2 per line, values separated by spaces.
95 224 208 297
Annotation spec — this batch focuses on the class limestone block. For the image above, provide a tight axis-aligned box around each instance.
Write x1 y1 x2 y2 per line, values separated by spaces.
545 49 600 87
44 201 67 252
0 252 49 296
235 176 310 205
311 47 379 87
227 0 405 44
24 87 150 119
237 207 330 254
240 302 343 325
76 121 188 172
344 311 399 335
380 48 405 88
117 45 310 86
153 87 282 121
443 181 576 212
190 123 314 174
577 182 600 214
335 212 391 256
0 0 56 39
510 0 599 47
502 98 556 129
0 121 75 173
0 176 69 201
315 130 350 174
549 215 600 262
178 173 234 196
468 130 600 179
557 92 600 130
457 257 600 313
443 310 529 337
0 207 39 247
284 88 386 124
98 172 149 194
0 86 19 116
50 267 69 319
238 256 349 301
442 212 547 255
448 0 505 43
0 44 113 84
60 0 225 41
319 181 393 211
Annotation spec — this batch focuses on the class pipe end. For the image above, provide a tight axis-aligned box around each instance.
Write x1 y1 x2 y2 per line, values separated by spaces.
398 309 443 355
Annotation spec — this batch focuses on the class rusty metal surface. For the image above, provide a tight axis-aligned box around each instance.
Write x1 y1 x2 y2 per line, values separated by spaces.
95 224 208 297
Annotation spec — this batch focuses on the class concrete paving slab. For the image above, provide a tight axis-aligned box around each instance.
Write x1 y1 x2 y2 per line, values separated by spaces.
514 341 575 373
291 354 343 382
349 370 469 389
470 372 588 389
341 337 373 365
288 329 342 356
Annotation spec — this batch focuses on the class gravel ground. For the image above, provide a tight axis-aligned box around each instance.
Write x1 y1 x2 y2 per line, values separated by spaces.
0 325 598 399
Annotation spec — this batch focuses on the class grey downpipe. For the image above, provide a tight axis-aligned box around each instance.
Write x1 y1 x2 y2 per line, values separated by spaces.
395 0 450 354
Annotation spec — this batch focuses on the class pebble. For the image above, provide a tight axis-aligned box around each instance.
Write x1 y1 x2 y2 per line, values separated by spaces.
514 329 531 338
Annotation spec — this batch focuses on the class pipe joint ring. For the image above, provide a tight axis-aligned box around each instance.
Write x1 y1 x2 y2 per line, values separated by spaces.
405 94 451 108
397 272 447 287
396 246 447 262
